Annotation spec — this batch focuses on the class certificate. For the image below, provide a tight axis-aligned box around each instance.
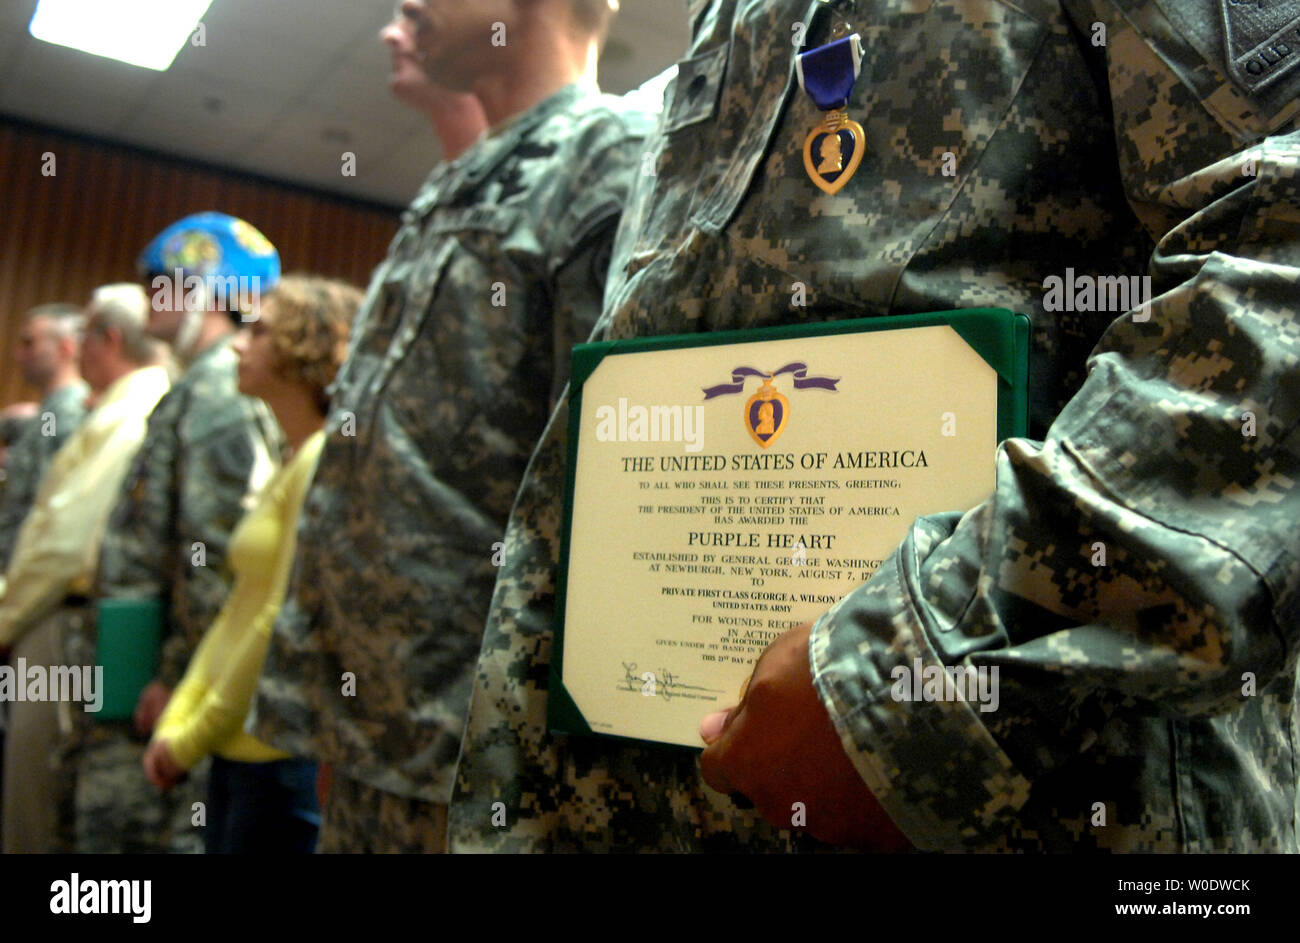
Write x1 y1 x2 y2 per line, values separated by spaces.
550 309 1030 748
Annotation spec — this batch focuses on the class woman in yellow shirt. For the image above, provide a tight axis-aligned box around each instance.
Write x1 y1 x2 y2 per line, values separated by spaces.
142 275 361 853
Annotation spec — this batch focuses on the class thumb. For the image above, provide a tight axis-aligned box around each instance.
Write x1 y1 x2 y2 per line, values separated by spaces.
700 709 730 745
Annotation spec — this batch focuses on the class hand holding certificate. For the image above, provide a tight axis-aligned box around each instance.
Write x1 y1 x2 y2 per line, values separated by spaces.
697 620 912 850
550 309 1030 748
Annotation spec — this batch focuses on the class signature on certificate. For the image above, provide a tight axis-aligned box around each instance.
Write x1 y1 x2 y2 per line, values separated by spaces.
620 663 725 702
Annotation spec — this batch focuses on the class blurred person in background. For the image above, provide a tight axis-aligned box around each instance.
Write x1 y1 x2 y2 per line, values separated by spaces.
0 303 87 847
0 403 39 486
251 0 651 852
0 399 37 837
381 1 486 156
79 213 282 854
144 275 360 855
0 284 169 853
0 305 89 580
250 6 487 815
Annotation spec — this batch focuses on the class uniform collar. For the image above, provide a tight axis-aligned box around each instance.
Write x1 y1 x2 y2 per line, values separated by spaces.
451 83 593 197
407 139 482 217
42 379 89 413
185 333 236 375
93 365 169 413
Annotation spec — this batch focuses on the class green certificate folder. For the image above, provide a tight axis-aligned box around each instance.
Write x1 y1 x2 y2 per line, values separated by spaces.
94 597 164 721
549 308 1030 748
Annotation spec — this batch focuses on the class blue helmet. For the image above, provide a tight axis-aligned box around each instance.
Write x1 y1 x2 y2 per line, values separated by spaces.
137 212 280 291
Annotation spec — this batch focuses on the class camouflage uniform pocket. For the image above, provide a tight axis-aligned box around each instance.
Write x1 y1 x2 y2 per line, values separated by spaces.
664 45 729 133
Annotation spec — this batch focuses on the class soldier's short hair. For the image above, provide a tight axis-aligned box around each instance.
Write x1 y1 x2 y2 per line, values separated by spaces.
87 283 158 365
260 275 363 413
25 303 85 347
571 0 618 44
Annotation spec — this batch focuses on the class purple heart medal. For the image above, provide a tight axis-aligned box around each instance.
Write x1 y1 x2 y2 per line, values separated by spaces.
796 32 865 195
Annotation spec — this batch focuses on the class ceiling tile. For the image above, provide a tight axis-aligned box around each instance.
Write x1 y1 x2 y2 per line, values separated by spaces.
165 21 325 102
232 102 412 203
0 0 690 204
6 29 160 99
365 130 447 205
114 68 285 164
298 61 423 137
198 0 390 58
0 1 37 32
0 27 20 77
0 34 154 136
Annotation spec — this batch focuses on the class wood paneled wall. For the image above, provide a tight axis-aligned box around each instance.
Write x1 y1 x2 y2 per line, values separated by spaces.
0 116 399 406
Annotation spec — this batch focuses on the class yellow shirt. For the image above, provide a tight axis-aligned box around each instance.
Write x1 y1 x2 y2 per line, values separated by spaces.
0 366 170 646
154 429 323 768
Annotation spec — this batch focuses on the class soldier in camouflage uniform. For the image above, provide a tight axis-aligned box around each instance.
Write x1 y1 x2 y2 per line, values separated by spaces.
0 306 86 844
450 0 1300 852
0 404 39 489
0 305 89 579
0 404 37 838
0 404 39 490
251 0 652 852
246 7 486 787
2 285 170 855
74 213 281 853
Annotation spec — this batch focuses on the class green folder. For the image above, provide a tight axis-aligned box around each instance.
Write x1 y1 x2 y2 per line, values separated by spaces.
93 597 164 721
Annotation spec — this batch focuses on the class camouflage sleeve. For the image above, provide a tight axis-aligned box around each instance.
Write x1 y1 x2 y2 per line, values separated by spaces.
0 418 66 573
0 434 42 573
248 488 328 758
810 14 1300 849
544 111 653 402
96 396 181 604
547 223 620 405
159 416 267 688
0 389 89 572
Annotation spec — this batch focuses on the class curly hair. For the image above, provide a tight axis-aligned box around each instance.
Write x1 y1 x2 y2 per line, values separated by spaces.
260 274 363 413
